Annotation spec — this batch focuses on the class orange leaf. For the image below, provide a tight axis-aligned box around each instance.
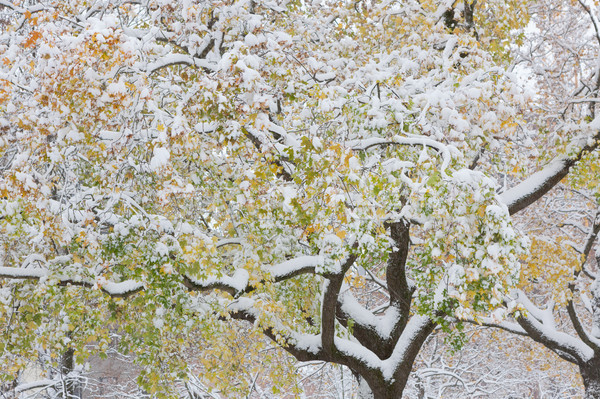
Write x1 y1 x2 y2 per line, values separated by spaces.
23 31 42 48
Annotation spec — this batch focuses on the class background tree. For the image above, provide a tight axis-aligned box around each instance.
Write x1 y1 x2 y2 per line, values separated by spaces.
0 0 598 398
450 1 600 398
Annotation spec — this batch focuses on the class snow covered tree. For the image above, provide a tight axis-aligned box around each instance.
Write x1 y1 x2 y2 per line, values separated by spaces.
0 0 598 397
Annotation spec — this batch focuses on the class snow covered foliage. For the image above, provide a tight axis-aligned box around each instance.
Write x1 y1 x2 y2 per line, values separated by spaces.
1 0 599 397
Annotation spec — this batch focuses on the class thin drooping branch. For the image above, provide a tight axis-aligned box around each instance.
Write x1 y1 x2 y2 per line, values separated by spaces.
146 54 217 75
350 135 452 174
468 319 528 336
578 0 600 47
242 127 294 182
567 299 600 352
227 305 326 363
0 0 45 14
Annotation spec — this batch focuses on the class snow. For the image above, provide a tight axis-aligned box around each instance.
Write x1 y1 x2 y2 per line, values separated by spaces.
349 135 452 174
99 130 122 142
338 290 400 339
150 146 170 171
0 266 47 279
144 54 216 74
155 242 169 257
382 315 432 381
293 334 323 355
268 256 323 279
280 186 297 211
0 266 143 296
335 336 381 369
15 379 58 393
188 268 250 293
216 238 242 248
244 33 260 47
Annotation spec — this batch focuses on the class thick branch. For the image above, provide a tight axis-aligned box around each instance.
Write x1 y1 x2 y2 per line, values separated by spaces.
335 293 398 359
383 315 437 393
516 314 593 364
386 220 413 330
502 133 600 215
567 217 600 352
228 298 385 383
322 255 357 355
567 300 600 352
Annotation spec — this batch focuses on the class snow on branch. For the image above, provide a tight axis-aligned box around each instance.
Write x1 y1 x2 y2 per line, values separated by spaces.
381 315 434 381
501 131 600 215
350 135 453 173
145 54 217 75
266 255 321 279
500 157 573 215
515 290 595 363
227 297 326 362
337 290 399 340
322 255 357 355
14 379 59 394
566 214 600 350
0 267 143 298
0 0 45 14
182 256 321 297
182 269 250 297
477 319 528 336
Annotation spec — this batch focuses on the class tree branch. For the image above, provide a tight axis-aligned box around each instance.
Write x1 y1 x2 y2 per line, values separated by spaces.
0 267 143 298
567 214 600 351
516 314 592 364
181 255 321 297
385 220 413 333
321 255 357 356
501 132 600 215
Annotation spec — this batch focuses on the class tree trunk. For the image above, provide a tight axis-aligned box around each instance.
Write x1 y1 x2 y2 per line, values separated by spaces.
356 376 375 399
60 347 80 399
357 372 409 399
581 360 600 399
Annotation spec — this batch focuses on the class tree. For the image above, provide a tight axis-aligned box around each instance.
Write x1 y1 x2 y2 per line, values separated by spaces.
0 0 598 398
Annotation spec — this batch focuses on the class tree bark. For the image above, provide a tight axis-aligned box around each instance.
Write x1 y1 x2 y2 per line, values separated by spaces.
582 360 600 399
60 347 80 399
